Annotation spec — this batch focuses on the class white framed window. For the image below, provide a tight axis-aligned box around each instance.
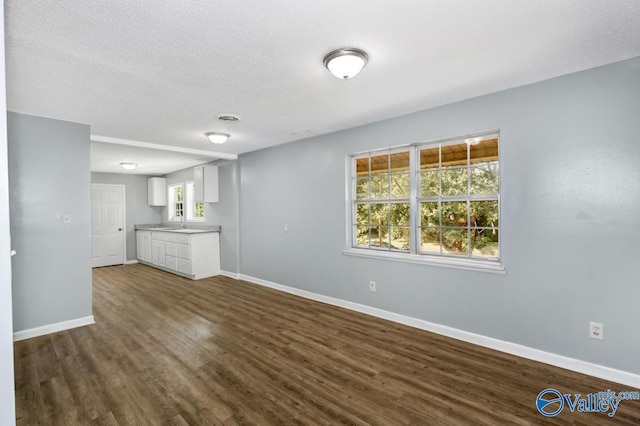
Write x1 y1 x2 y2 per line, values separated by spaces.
168 184 184 222
346 131 502 272
185 181 205 221
168 182 205 223
353 148 411 251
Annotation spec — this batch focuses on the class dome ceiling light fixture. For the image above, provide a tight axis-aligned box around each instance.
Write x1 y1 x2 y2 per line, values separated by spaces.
119 162 137 170
323 48 368 80
205 114 239 144
205 132 230 144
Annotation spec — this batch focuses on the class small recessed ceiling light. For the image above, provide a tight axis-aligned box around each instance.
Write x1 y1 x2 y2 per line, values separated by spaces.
120 162 137 170
205 132 230 144
323 48 368 80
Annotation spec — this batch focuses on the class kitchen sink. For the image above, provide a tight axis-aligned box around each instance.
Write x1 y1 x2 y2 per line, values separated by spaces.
164 229 207 234
139 227 212 234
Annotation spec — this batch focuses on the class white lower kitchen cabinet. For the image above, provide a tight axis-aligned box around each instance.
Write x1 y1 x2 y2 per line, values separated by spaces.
136 231 151 263
136 230 220 280
165 255 178 271
178 258 191 275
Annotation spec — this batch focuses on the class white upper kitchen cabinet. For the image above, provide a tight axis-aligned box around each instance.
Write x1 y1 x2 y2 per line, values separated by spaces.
148 177 167 206
194 165 218 203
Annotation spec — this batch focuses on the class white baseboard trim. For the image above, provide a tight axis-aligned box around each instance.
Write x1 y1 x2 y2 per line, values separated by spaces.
220 270 240 280
13 315 95 342
238 273 640 389
194 272 219 280
124 259 139 265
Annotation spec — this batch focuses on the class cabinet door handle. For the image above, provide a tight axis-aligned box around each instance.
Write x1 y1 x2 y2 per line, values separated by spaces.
118 228 123 231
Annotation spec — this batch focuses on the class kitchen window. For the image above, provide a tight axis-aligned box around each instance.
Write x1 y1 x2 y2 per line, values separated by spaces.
168 182 205 222
185 182 205 221
168 184 184 222
345 131 503 273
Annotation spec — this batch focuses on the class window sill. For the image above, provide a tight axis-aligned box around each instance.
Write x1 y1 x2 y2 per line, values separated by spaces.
342 248 505 274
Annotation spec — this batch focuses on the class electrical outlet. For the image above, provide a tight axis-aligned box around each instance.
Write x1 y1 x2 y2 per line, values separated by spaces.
589 321 603 340
369 281 376 292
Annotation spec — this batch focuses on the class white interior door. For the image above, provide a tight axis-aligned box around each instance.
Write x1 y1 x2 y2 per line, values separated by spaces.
91 184 125 268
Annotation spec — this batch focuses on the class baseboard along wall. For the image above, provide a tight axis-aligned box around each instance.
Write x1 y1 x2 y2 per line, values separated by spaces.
13 316 95 342
236 273 640 389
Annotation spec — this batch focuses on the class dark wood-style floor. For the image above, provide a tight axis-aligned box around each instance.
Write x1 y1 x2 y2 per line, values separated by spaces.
14 264 640 425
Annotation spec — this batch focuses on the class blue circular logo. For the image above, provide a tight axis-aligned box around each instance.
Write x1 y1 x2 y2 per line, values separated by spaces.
536 388 564 417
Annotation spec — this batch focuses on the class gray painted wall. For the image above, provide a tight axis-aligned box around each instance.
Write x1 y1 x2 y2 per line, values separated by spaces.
91 173 164 261
238 57 640 374
162 160 239 273
8 112 92 332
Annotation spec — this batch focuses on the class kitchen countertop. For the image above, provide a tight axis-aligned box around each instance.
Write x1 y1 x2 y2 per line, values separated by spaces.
134 224 220 234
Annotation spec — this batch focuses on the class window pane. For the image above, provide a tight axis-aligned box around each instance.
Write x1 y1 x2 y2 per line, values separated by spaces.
441 142 467 167
471 229 499 259
420 227 441 253
441 201 467 227
370 153 389 175
470 201 498 228
390 173 410 199
420 171 439 197
370 174 389 199
470 138 498 165
390 151 410 172
355 226 369 247
420 202 439 227
442 228 469 255
195 203 205 218
370 226 389 248
356 157 370 176
369 203 388 225
355 177 370 200
355 203 369 225
470 163 499 195
390 203 410 226
390 227 410 251
441 168 468 196
176 186 183 202
420 146 439 170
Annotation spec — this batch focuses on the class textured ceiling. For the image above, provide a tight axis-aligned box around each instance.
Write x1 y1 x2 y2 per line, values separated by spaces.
6 0 640 161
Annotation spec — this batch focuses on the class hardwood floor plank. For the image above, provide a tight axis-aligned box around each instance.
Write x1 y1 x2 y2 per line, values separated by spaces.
13 264 640 425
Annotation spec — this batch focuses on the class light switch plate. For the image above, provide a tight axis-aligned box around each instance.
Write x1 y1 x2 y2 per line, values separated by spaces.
63 213 72 224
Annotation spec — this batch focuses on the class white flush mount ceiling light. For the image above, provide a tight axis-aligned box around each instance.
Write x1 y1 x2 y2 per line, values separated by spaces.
119 162 137 170
205 132 230 144
323 48 368 80
205 115 238 144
